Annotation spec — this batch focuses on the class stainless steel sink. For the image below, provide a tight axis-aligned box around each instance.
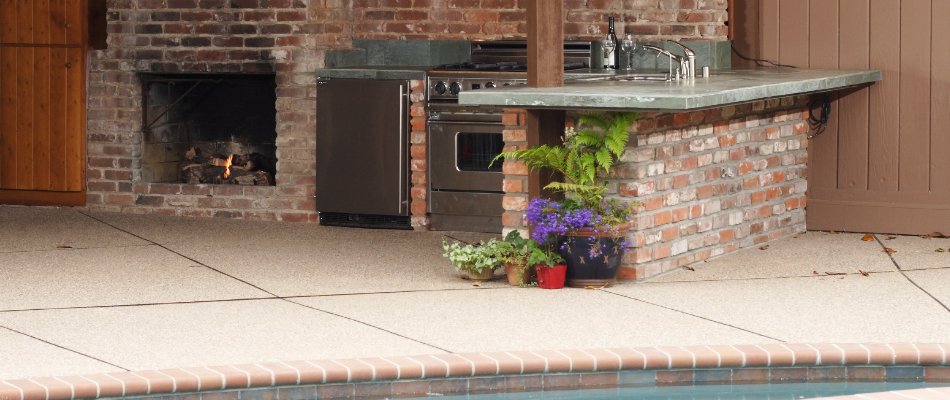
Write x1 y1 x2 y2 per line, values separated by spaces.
573 73 672 82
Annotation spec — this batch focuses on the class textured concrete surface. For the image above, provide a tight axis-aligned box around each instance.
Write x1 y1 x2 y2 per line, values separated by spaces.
905 269 950 306
0 205 947 381
648 232 897 282
0 329 123 379
0 245 268 310
620 273 950 343
0 299 442 371
0 206 145 252
883 234 950 271
301 289 772 353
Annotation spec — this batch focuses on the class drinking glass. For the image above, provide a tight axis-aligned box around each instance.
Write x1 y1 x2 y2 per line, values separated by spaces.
620 34 637 71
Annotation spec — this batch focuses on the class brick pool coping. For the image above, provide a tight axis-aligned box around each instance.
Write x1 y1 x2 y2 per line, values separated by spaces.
0 343 947 400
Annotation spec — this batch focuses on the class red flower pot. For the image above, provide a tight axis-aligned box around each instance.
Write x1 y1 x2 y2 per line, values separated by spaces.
535 264 567 289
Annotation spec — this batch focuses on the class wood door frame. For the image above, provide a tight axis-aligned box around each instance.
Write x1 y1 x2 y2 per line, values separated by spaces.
0 0 88 206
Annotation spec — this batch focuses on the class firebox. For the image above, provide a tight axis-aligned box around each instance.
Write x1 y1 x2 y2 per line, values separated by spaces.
140 73 278 186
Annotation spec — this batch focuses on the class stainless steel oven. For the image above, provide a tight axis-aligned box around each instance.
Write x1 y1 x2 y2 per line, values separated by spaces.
427 103 505 233
425 40 594 233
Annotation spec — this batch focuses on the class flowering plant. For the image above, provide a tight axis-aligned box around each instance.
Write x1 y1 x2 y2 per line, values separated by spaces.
526 197 635 243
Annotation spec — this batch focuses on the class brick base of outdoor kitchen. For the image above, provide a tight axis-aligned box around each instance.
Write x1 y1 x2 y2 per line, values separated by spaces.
500 97 810 280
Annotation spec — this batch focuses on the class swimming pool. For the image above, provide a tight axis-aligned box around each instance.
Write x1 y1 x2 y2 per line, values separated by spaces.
403 382 950 399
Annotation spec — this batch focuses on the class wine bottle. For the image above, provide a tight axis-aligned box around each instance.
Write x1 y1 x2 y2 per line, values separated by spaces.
607 16 619 69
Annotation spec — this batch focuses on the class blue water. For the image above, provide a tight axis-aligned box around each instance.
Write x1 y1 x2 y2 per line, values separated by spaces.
406 382 949 399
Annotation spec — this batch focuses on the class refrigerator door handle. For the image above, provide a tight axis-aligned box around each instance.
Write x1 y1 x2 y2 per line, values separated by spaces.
398 83 407 214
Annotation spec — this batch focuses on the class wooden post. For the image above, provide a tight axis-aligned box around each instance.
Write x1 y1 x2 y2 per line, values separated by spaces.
527 0 563 88
525 0 565 199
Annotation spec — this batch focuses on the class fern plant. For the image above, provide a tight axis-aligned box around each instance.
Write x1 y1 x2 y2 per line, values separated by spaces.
494 112 637 206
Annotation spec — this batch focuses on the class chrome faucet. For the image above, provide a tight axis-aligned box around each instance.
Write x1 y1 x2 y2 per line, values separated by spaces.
666 40 696 79
641 41 697 80
641 44 683 80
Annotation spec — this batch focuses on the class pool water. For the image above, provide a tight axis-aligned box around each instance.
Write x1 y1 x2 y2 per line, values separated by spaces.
407 382 949 399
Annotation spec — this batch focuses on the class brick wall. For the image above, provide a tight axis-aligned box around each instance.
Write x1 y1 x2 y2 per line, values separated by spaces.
352 0 729 41
501 97 810 280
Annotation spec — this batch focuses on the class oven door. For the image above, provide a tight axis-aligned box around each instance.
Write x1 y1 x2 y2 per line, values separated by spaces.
428 114 505 193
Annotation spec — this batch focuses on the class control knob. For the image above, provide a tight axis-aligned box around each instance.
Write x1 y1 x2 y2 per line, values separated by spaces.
449 82 462 95
434 81 447 95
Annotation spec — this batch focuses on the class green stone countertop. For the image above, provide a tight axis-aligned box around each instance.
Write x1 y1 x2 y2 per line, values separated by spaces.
458 68 881 111
316 66 428 80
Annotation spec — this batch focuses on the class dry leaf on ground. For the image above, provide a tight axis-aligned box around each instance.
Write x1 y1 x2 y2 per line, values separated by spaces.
684 266 696 271
924 232 948 239
812 270 819 275
886 236 897 240
861 234 874 241
858 270 870 277
936 248 946 253
759 245 770 250
884 248 897 255
56 245 72 249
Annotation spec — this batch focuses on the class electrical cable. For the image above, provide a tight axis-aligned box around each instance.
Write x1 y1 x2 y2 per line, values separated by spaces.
731 46 798 68
807 98 832 139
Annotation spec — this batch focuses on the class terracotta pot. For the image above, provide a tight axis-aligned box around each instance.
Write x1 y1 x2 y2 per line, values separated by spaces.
559 229 628 288
535 264 567 289
503 262 531 286
464 268 495 282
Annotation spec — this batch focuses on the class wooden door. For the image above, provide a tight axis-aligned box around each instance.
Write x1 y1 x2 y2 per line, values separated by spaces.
733 0 950 235
0 0 86 205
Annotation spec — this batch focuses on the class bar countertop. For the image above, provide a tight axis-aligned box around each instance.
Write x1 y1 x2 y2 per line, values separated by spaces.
458 68 881 111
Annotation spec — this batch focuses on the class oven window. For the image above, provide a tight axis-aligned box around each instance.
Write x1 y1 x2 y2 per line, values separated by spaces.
456 132 504 172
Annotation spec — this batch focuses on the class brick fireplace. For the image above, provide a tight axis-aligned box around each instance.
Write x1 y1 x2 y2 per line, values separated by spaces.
84 0 728 222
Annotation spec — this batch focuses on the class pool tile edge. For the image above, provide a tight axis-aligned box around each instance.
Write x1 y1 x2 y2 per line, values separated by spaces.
0 343 946 400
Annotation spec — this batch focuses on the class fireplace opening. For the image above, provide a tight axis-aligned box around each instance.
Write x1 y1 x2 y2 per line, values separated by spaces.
140 73 278 186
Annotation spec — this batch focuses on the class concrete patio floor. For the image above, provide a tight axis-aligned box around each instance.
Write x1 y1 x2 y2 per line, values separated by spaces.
0 205 948 381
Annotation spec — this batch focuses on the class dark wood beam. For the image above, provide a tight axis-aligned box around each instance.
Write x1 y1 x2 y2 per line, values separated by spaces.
526 0 563 88
524 1 565 200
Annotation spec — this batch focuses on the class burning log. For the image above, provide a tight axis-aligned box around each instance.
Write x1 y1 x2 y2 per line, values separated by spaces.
180 147 275 186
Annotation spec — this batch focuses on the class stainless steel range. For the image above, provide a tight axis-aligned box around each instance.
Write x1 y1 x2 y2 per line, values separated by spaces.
426 41 593 233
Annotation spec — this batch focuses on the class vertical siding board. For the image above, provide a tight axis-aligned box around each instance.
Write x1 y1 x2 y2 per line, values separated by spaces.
64 48 83 191
778 0 809 67
836 0 870 191
49 0 67 44
33 48 52 190
731 0 759 68
806 0 839 191
0 0 17 43
931 0 950 193
15 0 33 44
0 48 12 188
898 0 932 192
63 0 82 45
15 48 35 189
867 0 901 192
33 0 52 44
49 48 68 191
759 0 780 63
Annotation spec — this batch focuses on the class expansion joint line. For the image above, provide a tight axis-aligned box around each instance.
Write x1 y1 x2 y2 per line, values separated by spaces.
0 325 129 371
602 290 786 342
873 235 950 313
77 211 281 298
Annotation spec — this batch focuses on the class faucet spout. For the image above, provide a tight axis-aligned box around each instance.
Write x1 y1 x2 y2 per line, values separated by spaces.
641 45 683 80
